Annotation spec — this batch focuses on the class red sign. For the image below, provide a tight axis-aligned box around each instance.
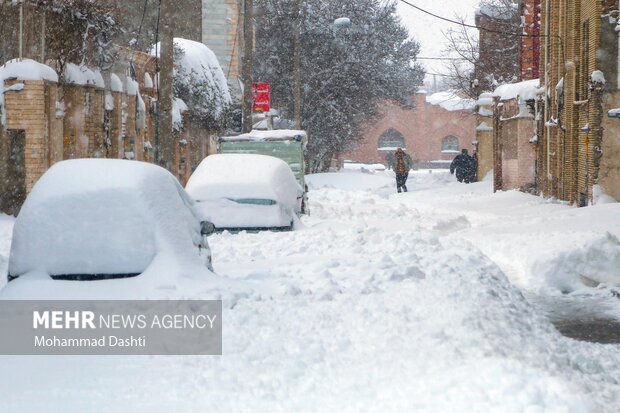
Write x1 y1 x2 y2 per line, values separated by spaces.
252 83 271 113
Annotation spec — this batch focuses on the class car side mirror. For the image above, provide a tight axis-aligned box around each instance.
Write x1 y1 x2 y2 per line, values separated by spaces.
201 221 216 236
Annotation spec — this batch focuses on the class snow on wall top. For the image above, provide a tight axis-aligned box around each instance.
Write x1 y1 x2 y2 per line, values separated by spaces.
220 129 307 142
425 91 475 112
0 58 58 83
172 97 189 131
63 63 105 88
151 38 231 116
144 72 154 89
493 79 542 101
110 73 123 93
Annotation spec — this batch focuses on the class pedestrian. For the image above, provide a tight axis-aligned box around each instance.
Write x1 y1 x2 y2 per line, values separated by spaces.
450 148 476 184
394 147 412 192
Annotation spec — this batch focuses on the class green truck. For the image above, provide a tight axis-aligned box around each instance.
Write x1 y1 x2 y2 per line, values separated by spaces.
218 129 309 214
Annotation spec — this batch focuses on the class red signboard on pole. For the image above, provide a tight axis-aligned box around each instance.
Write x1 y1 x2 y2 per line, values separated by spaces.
252 83 271 113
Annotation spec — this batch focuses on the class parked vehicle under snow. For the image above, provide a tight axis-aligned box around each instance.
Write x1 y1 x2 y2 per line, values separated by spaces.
185 154 301 232
6 159 215 287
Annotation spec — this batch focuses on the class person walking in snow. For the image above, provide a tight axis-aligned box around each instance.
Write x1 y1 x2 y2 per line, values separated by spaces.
450 148 476 184
394 148 412 192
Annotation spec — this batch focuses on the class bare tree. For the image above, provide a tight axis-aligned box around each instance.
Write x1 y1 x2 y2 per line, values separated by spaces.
441 0 520 98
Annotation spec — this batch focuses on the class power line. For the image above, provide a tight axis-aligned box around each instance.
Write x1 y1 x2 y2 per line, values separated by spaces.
398 0 536 38
417 56 467 61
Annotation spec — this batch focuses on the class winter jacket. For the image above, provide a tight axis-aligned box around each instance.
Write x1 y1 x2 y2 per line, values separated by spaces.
450 154 476 180
395 152 412 175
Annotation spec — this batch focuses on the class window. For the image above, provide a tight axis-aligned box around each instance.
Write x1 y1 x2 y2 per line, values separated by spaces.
378 128 405 149
441 136 459 153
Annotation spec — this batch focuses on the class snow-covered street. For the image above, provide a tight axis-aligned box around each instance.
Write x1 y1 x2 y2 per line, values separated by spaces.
1 169 619 412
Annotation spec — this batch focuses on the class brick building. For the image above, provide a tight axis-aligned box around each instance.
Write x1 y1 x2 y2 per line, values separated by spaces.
537 0 620 204
520 0 541 81
345 93 476 168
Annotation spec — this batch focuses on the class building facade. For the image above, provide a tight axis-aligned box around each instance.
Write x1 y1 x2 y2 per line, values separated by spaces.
538 0 620 204
345 93 476 168
202 0 243 99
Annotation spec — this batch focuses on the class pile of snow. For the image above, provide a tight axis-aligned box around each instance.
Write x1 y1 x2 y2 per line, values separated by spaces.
0 214 15 290
307 170 395 192
63 63 105 88
591 70 606 84
342 162 386 172
426 90 475 112
493 78 542 101
534 233 620 293
476 92 494 106
8 159 204 283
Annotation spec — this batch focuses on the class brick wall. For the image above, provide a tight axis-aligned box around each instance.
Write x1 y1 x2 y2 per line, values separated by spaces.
345 95 475 167
537 0 620 205
3 80 53 193
521 0 542 80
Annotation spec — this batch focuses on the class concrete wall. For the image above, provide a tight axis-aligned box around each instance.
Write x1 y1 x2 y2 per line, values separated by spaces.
600 90 620 200
202 0 241 99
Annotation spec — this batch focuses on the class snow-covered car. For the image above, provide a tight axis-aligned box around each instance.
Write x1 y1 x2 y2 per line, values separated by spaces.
5 159 215 289
185 154 301 231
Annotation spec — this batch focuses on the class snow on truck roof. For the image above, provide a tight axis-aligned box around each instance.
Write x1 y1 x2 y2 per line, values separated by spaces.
219 129 307 142
186 154 300 208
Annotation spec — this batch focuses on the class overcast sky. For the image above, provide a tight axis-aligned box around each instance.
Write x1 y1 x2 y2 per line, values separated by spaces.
396 0 480 85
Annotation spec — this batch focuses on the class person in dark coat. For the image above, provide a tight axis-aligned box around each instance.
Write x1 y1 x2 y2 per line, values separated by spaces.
394 148 412 192
450 149 477 184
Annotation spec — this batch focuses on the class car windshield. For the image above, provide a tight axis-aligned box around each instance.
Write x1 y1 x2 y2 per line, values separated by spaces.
228 198 277 205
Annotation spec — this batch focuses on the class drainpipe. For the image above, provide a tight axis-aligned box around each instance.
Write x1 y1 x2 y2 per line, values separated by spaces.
544 0 551 184
19 1 24 59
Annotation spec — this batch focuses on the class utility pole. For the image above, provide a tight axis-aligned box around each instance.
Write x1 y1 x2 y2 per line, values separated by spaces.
241 0 254 133
293 0 301 129
158 0 174 171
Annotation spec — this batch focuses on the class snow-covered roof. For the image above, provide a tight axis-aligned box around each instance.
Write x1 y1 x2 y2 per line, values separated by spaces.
63 63 105 88
220 129 307 142
493 79 543 102
426 91 475 112
0 58 58 83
